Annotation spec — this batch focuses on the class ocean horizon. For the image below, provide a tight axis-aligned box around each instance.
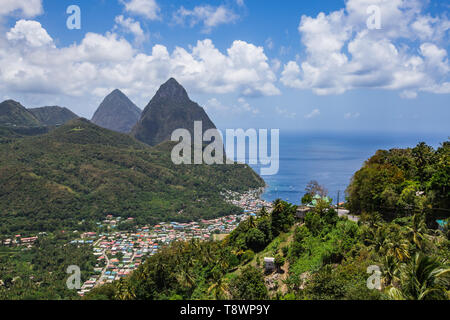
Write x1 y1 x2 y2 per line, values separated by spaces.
246 130 449 205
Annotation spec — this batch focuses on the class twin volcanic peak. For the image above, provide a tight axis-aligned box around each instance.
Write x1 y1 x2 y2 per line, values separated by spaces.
132 78 217 146
91 89 142 134
2 78 217 147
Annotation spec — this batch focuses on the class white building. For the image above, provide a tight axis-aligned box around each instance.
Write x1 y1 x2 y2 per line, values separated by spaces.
264 257 275 272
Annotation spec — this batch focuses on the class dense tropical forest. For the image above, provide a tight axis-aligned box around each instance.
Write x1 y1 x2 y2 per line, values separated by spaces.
347 141 449 223
85 140 449 300
0 118 264 235
0 232 96 300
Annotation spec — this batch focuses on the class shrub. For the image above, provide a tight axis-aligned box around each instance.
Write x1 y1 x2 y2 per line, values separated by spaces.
241 250 255 263
230 266 268 300
245 228 266 252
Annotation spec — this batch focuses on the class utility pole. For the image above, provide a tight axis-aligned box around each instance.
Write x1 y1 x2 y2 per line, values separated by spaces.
337 190 340 211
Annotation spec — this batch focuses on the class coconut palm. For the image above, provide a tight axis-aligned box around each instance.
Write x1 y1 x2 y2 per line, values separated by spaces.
406 213 428 250
247 215 257 228
208 275 229 300
115 278 135 300
259 207 270 217
382 255 399 288
365 226 388 254
272 199 285 217
385 237 411 262
176 267 196 289
201 243 215 265
366 212 383 228
213 249 230 274
388 253 450 300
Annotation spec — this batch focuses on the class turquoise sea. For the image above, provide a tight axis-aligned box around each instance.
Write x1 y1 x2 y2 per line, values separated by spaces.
249 131 448 205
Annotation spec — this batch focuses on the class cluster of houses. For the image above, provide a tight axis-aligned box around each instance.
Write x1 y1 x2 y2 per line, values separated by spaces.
1 235 40 248
224 188 273 213
95 215 134 230
77 189 271 296
0 189 272 296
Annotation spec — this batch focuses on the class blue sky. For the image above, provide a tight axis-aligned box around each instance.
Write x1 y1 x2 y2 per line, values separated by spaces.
0 0 449 135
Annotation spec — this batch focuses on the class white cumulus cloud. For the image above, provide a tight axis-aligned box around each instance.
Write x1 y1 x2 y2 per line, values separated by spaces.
0 22 279 115
114 15 147 44
174 5 239 33
6 19 53 47
0 0 43 18
120 0 161 20
281 0 450 98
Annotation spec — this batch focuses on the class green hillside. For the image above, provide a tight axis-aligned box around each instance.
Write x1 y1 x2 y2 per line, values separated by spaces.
0 100 42 127
0 118 264 234
29 106 78 126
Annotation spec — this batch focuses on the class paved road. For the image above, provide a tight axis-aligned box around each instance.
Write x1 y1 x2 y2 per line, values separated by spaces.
337 209 360 222
93 237 103 247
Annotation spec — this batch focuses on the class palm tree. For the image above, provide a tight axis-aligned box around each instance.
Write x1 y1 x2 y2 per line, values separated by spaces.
138 263 151 282
115 278 135 300
216 250 230 273
208 275 229 300
382 255 399 288
247 215 257 229
153 255 169 289
201 243 215 265
405 212 428 250
388 253 450 300
366 226 388 254
176 267 196 289
366 212 383 228
385 237 411 262
273 199 285 214
259 207 270 217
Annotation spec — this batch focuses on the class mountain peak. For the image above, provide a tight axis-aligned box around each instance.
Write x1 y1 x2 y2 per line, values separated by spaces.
2 99 21 106
154 78 189 102
28 105 78 126
0 99 42 127
103 89 128 102
91 89 141 133
131 78 217 147
110 88 125 96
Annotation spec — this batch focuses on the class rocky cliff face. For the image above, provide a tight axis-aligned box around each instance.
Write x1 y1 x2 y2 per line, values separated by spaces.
91 89 141 133
132 78 217 146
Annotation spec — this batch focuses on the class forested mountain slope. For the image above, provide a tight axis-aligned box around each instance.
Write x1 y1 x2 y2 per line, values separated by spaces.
0 118 264 234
